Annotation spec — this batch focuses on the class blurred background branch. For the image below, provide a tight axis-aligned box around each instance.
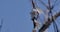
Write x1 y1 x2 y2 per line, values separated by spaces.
0 18 3 32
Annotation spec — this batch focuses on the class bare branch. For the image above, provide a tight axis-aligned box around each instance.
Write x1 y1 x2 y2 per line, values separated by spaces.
51 0 58 10
53 21 59 32
31 0 36 9
39 18 51 32
48 0 51 10
39 12 60 32
30 0 60 32
54 12 60 19
38 0 49 9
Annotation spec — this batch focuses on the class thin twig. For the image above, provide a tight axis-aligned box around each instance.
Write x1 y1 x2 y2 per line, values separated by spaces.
38 0 49 9
31 0 36 9
51 0 58 10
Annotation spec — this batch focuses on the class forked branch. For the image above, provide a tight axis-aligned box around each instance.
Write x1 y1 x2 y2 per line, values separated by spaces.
39 12 60 32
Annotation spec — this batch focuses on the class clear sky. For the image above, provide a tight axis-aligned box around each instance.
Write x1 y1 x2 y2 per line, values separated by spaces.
0 0 60 32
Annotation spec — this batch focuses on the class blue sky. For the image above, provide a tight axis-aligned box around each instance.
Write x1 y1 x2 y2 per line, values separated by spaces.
0 0 60 32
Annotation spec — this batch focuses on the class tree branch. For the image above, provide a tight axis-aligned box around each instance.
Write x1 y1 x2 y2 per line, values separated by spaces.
31 0 36 9
39 0 49 9
39 12 60 32
51 0 58 10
